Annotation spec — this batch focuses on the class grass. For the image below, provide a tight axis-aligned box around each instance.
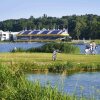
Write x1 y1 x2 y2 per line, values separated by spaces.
0 53 100 72
0 52 100 63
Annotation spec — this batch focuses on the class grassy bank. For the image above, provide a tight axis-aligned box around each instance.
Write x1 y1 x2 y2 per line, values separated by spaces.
1 53 92 100
0 53 100 99
0 62 79 100
0 53 100 73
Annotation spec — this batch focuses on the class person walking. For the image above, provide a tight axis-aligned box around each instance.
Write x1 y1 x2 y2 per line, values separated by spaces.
52 50 57 61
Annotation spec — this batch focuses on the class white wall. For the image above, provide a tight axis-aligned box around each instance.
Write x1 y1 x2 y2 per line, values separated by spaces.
0 30 19 41
11 32 19 40
0 30 10 41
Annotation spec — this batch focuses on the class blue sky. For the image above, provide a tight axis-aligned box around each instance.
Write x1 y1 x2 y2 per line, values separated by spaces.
0 0 100 21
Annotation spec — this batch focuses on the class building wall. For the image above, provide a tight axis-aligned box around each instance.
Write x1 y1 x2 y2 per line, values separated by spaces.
11 32 19 40
0 30 10 41
0 30 19 41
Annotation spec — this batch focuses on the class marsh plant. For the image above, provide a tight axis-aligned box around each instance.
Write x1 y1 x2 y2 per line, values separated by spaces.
0 63 80 100
48 61 75 73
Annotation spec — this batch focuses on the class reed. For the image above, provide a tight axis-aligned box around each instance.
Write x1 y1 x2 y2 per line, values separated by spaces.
0 62 86 100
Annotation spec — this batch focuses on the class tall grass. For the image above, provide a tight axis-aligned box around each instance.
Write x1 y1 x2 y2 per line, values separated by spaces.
0 63 82 100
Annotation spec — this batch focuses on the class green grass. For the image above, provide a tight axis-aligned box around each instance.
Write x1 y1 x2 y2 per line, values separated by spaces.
0 52 100 63
0 53 100 72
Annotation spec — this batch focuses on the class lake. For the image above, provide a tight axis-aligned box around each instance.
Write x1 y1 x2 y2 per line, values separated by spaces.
27 72 100 100
0 42 45 52
75 44 100 54
0 42 100 54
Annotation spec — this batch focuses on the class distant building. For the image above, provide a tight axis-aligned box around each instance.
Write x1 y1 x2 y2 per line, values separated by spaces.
10 32 19 40
16 29 70 41
0 30 19 41
0 30 10 41
0 29 70 42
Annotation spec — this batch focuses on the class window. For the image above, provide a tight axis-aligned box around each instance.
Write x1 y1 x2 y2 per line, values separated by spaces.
3 34 6 36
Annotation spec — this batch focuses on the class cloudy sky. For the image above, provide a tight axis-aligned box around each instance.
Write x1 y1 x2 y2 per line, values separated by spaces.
0 0 100 21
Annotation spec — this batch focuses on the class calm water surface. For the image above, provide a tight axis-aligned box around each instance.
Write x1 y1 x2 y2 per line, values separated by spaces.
0 42 44 52
27 72 100 100
0 42 100 54
75 44 100 54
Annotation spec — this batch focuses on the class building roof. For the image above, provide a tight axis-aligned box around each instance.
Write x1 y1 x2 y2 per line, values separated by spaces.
17 29 69 36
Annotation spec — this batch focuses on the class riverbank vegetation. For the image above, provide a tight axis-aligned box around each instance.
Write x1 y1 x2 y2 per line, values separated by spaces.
0 53 99 99
0 53 100 72
11 42 80 54
0 63 77 100
0 53 96 100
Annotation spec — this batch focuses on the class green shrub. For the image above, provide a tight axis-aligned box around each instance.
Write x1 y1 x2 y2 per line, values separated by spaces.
27 42 80 54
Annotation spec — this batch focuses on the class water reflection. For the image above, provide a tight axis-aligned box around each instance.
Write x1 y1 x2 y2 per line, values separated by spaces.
27 72 100 100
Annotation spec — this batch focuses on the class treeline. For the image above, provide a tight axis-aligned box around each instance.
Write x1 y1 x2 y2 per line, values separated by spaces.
0 14 100 39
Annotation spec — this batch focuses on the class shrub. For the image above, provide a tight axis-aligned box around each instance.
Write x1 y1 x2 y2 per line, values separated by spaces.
27 42 80 54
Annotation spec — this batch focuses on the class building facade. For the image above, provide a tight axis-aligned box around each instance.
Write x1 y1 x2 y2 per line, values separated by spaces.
0 29 70 42
0 30 19 41
0 30 10 41
16 29 69 41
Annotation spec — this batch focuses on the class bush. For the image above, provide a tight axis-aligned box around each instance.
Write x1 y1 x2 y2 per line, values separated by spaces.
27 42 80 54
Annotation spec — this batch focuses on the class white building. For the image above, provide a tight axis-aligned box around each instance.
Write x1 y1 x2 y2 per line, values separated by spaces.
0 30 10 41
0 30 19 41
11 32 19 40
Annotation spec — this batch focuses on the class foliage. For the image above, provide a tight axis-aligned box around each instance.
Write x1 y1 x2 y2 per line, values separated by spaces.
0 63 80 100
0 14 100 39
0 52 100 99
26 42 80 54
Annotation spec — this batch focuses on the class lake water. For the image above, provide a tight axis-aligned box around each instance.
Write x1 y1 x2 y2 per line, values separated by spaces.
75 44 100 54
0 42 100 54
0 42 45 52
27 72 100 100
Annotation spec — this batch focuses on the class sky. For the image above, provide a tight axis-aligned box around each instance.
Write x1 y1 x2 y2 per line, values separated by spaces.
0 0 100 21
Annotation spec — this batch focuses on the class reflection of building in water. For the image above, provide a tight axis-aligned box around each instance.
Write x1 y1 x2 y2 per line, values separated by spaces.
16 29 70 42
